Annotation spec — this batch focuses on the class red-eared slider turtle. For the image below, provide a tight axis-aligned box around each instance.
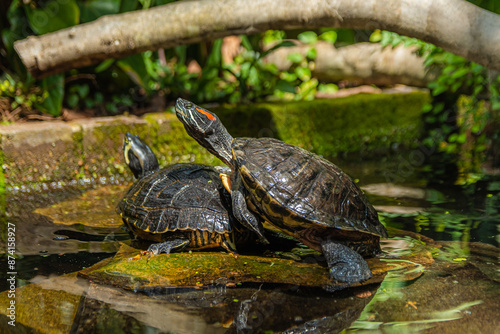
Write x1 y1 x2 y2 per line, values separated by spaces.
175 99 388 285
117 133 240 255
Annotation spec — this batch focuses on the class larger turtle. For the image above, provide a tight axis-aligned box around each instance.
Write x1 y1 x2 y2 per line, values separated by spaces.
117 133 241 255
175 98 388 285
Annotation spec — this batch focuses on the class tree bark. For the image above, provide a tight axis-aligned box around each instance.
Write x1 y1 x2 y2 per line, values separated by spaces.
14 0 500 78
264 41 439 87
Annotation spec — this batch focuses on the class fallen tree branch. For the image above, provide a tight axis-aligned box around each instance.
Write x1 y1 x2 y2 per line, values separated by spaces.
14 0 500 78
264 41 439 87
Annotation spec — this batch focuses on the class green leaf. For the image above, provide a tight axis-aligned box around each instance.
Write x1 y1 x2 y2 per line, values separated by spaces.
76 84 89 98
240 35 254 51
25 0 80 35
450 81 462 93
78 0 120 23
287 52 303 64
95 59 115 73
206 39 223 68
279 72 297 83
274 81 295 94
305 47 317 60
380 31 393 47
154 0 177 5
442 65 456 75
391 36 402 47
451 68 469 79
422 103 433 113
67 93 79 108
295 66 311 81
492 100 500 111
262 30 286 45
36 74 64 116
297 31 317 44
432 85 448 96
369 30 382 43
456 133 467 144
117 54 149 90
318 83 338 93
260 41 295 59
120 0 139 12
319 30 337 43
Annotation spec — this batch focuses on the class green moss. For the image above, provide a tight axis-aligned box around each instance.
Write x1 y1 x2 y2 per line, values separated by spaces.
0 274 81 333
0 145 5 242
143 113 223 168
267 92 429 157
79 237 434 291
0 92 430 187
144 92 429 167
198 92 430 159
87 120 151 177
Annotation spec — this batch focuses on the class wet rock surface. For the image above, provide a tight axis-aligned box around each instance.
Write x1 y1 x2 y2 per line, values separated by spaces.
77 232 433 291
0 239 498 333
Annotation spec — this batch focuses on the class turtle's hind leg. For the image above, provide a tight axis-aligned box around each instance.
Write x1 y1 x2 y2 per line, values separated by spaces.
147 239 190 255
321 240 372 285
220 234 239 258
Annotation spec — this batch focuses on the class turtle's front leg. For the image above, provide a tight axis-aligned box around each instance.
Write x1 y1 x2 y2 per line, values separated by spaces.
231 173 269 244
147 239 190 255
321 239 372 284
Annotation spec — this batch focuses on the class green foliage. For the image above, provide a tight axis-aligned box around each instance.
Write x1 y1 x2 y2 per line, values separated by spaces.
2 0 346 117
371 29 499 184
0 0 180 118
0 73 48 121
39 74 65 116
113 29 339 104
24 0 80 35
79 0 122 23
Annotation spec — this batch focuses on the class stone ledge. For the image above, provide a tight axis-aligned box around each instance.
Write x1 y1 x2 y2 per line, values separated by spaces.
1 92 429 187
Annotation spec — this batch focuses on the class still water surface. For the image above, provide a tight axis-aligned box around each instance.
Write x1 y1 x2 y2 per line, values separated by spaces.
1 156 499 333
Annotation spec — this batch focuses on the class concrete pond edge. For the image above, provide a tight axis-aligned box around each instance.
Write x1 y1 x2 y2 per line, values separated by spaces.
0 91 429 189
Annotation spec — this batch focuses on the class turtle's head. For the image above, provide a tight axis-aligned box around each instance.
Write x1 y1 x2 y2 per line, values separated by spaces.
123 133 159 179
175 98 234 168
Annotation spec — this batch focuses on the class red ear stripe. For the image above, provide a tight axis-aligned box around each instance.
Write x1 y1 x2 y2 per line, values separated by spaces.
196 108 216 121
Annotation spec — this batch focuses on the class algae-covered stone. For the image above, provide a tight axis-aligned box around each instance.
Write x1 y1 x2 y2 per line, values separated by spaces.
0 274 82 333
0 92 428 187
0 121 80 185
79 227 435 292
80 116 150 179
0 272 377 334
212 91 429 158
143 112 223 167
35 184 128 228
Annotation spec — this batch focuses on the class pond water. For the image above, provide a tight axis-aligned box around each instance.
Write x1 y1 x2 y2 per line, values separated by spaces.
1 154 499 333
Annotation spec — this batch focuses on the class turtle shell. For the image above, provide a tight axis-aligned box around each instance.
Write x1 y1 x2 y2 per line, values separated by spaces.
117 163 233 238
232 138 387 254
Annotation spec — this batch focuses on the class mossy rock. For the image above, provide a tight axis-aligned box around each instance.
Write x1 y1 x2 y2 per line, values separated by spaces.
212 91 429 158
0 274 82 334
35 184 128 229
79 227 435 292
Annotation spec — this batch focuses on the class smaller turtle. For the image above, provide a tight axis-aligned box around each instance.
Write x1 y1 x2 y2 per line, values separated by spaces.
117 133 241 255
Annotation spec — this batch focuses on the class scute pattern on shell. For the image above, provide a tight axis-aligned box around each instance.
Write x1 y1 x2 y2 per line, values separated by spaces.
233 138 387 238
117 163 232 234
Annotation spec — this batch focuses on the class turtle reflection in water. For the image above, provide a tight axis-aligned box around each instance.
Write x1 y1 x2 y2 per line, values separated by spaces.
175 98 388 286
117 133 245 255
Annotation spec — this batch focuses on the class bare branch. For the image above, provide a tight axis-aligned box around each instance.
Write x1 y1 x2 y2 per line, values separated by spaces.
14 0 500 78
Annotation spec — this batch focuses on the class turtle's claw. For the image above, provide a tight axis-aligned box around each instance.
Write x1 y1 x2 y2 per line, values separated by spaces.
128 250 154 261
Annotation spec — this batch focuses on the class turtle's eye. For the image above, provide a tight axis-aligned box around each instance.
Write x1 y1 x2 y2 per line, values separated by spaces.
185 103 193 109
